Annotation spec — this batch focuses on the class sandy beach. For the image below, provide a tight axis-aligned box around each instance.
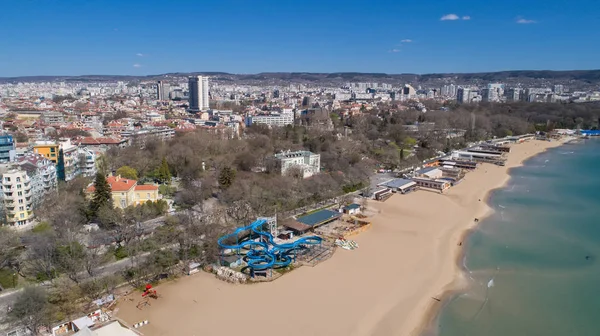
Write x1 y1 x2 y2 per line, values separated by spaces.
116 139 566 336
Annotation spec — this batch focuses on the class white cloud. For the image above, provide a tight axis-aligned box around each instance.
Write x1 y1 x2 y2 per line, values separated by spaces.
516 18 536 24
400 39 412 43
389 49 400 53
136 53 145 57
440 14 460 21
133 64 142 68
462 16 471 20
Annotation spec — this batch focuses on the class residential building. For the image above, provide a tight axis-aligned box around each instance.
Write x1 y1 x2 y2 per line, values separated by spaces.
76 136 128 152
553 84 564 94
33 140 59 164
505 88 522 102
457 87 472 103
16 153 58 208
247 112 294 127
270 150 320 178
40 111 65 124
0 133 16 163
2 169 34 227
121 126 175 147
188 76 210 112
157 80 170 101
57 138 80 181
79 147 97 177
85 175 159 209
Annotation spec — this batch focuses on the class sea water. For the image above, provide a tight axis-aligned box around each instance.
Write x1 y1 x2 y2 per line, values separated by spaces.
434 139 600 336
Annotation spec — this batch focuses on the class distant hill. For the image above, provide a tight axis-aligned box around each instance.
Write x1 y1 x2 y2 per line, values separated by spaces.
1 69 599 84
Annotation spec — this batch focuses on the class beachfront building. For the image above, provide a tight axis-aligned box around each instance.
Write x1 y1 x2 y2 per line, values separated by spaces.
270 150 321 178
451 150 503 163
411 177 451 193
377 178 417 194
1 169 34 227
85 175 159 209
414 167 443 179
283 209 341 234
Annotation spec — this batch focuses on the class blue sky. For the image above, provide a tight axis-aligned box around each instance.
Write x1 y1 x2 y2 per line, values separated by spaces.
0 0 598 76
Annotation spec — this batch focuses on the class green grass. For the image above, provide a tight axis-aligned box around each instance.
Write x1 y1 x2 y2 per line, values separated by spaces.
0 268 18 288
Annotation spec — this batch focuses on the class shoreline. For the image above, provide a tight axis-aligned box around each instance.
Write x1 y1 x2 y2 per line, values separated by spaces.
114 139 571 336
411 138 571 336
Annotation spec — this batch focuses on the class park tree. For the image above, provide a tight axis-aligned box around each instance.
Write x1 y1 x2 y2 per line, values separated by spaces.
8 287 52 336
116 166 138 180
89 173 113 218
218 166 236 189
157 158 171 183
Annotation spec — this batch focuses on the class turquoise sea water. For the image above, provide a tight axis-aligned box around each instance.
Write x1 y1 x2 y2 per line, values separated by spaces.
432 139 600 336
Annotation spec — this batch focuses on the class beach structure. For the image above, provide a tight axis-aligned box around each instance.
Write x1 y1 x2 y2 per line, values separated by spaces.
414 167 443 179
451 150 504 163
580 130 600 136
342 203 361 215
218 218 323 277
411 177 451 192
377 178 417 194
438 159 478 170
284 209 343 234
372 187 393 201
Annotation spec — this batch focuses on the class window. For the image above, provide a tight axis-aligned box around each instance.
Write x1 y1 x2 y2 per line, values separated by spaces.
136 193 140 199
16 184 21 189
16 177 20 182
120 200 126 208
19 213 24 219
18 199 23 204
18 206 23 211
147 193 150 199
4 177 10 182
17 192 22 196
50 147 56 152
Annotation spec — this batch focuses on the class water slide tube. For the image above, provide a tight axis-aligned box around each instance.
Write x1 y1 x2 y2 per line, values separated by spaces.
218 219 323 270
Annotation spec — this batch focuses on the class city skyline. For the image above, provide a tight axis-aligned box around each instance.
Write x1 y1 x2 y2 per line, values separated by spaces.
1 0 599 77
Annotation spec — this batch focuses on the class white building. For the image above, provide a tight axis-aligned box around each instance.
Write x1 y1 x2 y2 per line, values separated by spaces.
17 153 58 209
1 169 34 227
188 76 210 112
272 150 320 178
250 112 294 127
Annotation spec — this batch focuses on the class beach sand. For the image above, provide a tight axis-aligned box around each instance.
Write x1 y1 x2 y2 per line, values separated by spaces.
116 139 566 336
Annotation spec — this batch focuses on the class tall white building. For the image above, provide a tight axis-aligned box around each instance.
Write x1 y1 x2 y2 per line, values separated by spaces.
1 169 34 227
457 87 472 103
157 80 170 101
188 76 210 112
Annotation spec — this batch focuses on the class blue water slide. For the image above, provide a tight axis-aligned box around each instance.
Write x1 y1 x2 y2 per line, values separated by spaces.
218 219 323 271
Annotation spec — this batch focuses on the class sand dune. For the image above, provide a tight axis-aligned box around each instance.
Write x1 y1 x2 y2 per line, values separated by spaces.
116 139 565 336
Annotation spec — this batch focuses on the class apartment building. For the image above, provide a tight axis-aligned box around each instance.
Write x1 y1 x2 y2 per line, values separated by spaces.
17 153 58 208
270 150 321 178
1 169 34 227
0 133 16 163
86 175 159 209
33 141 59 164
247 112 294 127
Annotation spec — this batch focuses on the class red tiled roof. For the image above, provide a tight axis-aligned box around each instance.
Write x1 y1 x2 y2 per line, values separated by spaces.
86 176 136 193
79 137 122 145
134 185 159 191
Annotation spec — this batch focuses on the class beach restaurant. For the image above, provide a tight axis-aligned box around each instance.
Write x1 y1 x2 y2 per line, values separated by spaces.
411 177 451 193
283 209 342 234
378 178 418 194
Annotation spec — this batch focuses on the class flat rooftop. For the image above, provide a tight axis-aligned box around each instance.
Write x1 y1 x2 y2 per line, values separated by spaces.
296 209 342 227
378 178 416 189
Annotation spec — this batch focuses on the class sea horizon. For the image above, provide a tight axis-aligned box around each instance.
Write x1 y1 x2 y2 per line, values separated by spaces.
428 138 600 336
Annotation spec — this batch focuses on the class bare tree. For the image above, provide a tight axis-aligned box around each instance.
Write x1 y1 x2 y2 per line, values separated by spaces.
7 287 52 336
